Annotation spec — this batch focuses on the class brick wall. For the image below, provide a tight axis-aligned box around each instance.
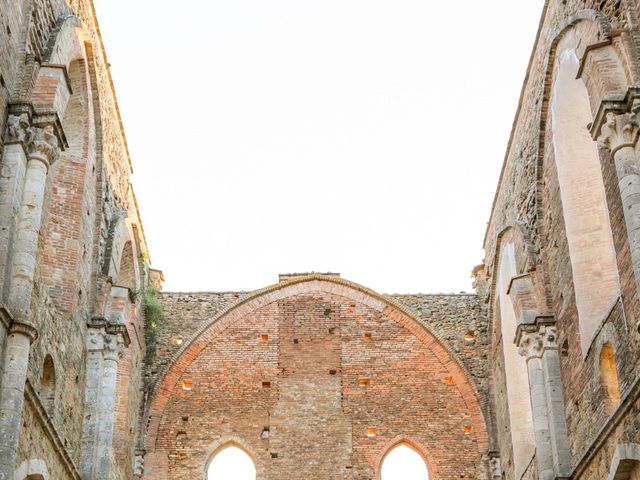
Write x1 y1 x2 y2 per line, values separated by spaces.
144 279 489 480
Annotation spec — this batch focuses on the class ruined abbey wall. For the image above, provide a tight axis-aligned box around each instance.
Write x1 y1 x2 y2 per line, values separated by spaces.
1 0 640 479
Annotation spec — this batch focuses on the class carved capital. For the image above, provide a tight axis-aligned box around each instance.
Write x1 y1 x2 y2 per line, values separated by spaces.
87 326 126 357
516 318 558 360
518 329 544 359
26 124 59 167
4 113 31 144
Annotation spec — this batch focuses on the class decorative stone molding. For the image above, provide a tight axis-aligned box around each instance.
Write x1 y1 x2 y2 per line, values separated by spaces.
4 114 30 144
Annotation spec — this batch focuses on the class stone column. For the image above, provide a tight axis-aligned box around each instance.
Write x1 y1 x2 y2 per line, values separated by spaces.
0 116 60 480
597 100 640 296
0 108 31 303
0 318 37 480
517 320 571 480
80 318 129 480
6 122 59 320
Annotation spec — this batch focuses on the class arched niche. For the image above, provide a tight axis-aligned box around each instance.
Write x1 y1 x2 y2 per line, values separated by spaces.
495 241 535 478
40 354 55 415
549 28 621 354
599 342 621 412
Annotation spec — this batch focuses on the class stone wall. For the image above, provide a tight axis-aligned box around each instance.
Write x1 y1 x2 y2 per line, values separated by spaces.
483 0 640 478
0 0 151 479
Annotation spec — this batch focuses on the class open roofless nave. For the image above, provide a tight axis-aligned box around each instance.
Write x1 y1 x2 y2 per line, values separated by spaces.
0 0 640 479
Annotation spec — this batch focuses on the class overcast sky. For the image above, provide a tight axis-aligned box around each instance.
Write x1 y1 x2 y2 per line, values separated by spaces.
93 0 545 294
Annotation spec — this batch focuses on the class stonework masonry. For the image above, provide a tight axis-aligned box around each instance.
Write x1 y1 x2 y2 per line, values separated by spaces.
1 0 640 479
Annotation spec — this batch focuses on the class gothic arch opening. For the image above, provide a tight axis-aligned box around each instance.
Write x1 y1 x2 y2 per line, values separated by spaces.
496 242 535 478
207 444 256 480
550 34 620 354
380 443 429 480
600 342 621 413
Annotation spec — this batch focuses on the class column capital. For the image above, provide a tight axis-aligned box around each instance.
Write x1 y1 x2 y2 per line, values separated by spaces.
597 107 640 155
516 317 558 360
591 88 640 154
9 320 38 344
26 124 60 167
3 103 67 166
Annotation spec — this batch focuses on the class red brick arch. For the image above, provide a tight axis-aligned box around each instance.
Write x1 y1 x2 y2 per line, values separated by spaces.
144 275 489 474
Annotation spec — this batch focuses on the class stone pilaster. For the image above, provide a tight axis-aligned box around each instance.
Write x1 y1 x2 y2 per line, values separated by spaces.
517 319 571 480
80 317 129 480
0 309 37 480
595 92 640 298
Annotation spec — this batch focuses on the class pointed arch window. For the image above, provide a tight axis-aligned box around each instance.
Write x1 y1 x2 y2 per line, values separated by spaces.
207 445 256 480
380 444 428 480
599 342 621 413
550 37 620 354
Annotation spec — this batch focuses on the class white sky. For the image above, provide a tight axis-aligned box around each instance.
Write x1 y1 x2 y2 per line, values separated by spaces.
93 0 545 294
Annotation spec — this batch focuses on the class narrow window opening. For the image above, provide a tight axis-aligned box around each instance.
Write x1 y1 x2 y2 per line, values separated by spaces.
363 333 372 342
359 378 370 386
262 381 271 388
367 427 377 438
551 44 620 353
261 334 269 342
182 379 193 391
